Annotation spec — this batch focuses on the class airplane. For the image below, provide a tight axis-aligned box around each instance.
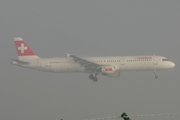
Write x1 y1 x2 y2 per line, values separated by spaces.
11 37 175 82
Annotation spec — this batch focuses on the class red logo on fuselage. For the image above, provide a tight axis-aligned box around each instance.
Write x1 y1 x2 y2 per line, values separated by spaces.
105 68 113 71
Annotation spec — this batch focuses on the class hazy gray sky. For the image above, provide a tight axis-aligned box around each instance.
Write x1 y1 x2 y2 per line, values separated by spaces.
0 0 179 120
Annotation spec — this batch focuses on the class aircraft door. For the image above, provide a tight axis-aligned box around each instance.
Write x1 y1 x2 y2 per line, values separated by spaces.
121 59 125 66
37 60 41 70
153 57 158 65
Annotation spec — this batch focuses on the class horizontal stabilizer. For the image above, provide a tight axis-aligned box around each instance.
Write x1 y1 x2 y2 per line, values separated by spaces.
11 59 29 64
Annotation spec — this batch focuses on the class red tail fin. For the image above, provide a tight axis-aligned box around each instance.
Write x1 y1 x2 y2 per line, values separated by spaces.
14 37 39 60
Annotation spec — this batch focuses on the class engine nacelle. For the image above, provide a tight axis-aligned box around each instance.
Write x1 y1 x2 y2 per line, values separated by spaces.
101 66 115 74
101 65 120 78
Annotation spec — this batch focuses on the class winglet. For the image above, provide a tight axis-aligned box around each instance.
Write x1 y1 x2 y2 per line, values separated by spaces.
66 53 71 57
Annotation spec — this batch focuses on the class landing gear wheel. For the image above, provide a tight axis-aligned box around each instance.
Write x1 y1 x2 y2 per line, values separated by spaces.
89 73 99 82
93 77 98 82
89 74 94 80
154 70 158 79
155 76 158 79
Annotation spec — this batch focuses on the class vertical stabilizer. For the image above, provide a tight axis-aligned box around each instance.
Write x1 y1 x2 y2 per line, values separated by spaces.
14 37 39 60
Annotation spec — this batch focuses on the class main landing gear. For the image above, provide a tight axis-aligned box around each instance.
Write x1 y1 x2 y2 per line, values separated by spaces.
154 70 158 79
89 74 98 82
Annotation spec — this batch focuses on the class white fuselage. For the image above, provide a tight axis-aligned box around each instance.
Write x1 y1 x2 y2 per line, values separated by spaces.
12 56 175 73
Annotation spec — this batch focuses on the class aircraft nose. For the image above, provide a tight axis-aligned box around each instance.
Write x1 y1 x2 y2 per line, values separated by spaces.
170 62 175 68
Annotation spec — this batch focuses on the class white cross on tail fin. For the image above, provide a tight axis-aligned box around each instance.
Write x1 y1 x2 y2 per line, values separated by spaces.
14 37 39 60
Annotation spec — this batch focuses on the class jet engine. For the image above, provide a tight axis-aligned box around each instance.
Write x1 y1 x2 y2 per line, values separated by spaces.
101 65 120 78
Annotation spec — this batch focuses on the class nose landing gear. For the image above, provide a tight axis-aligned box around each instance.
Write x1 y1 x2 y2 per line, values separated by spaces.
154 70 158 79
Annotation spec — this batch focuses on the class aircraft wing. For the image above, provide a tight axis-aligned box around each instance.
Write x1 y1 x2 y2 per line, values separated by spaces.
67 53 102 72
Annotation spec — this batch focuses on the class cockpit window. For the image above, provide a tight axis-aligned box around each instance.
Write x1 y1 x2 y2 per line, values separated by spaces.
162 59 169 61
